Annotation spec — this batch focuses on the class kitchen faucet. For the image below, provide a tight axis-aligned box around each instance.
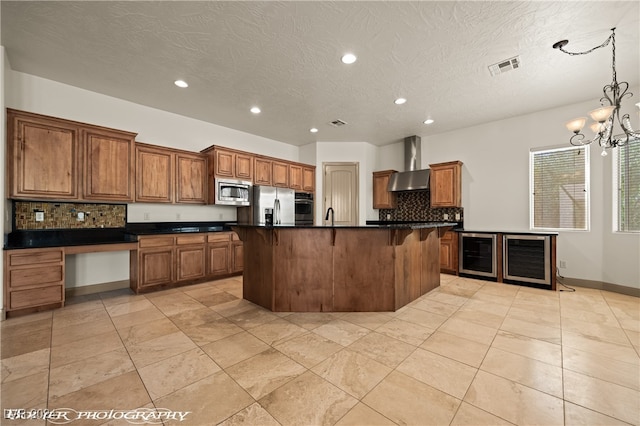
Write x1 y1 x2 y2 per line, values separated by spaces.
325 207 334 226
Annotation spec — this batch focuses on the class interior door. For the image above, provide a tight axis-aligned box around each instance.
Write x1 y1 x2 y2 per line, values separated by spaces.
323 163 359 226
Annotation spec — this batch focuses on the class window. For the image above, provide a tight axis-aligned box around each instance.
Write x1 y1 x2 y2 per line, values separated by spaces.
616 138 640 232
530 145 589 230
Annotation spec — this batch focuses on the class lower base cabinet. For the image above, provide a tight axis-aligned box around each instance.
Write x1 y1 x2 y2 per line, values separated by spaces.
131 231 242 293
4 247 65 315
440 231 458 275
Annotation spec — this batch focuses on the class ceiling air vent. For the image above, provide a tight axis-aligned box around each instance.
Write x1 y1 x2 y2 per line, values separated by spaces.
329 119 348 127
488 56 521 77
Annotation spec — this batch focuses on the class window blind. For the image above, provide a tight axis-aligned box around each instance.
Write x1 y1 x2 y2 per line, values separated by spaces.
530 146 589 230
618 138 640 232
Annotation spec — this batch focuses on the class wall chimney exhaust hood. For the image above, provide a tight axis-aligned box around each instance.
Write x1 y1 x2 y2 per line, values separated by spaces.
387 136 430 191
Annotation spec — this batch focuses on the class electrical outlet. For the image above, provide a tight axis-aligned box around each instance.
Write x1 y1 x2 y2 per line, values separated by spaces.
176 213 181 220
143 212 150 221
77 212 85 221
559 260 567 268
443 213 449 220
35 211 44 222
386 214 391 220
455 213 461 221
218 213 223 219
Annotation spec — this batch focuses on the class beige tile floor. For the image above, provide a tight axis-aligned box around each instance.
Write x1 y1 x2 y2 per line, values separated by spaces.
1 275 639 425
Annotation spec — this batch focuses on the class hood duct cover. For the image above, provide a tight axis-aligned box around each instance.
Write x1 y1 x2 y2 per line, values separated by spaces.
387 136 430 191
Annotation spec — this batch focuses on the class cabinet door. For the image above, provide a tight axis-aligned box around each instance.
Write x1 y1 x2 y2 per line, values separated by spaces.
235 153 254 181
215 149 235 177
176 153 207 204
439 231 458 274
429 161 462 208
272 161 289 187
231 241 243 273
302 167 315 192
139 248 174 287
136 145 173 203
289 164 303 190
254 158 272 185
8 111 80 200
207 242 230 276
176 245 206 281
83 127 135 201
373 170 397 209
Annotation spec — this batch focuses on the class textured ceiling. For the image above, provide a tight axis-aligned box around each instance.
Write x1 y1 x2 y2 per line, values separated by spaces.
2 1 639 147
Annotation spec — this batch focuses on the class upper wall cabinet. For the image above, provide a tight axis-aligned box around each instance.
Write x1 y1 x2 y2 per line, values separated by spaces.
429 161 463 208
7 109 137 203
83 127 136 202
254 157 273 186
372 170 398 209
272 160 289 187
176 153 207 204
210 147 253 181
136 143 206 204
302 166 315 192
7 109 80 200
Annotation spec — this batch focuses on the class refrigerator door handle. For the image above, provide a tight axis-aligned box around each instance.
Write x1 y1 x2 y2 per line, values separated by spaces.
274 199 280 224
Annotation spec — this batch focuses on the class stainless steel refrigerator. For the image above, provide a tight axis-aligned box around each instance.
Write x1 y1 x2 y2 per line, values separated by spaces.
252 186 295 225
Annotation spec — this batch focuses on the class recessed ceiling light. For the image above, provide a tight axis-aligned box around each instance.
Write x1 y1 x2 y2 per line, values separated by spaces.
394 98 407 105
341 53 357 64
310 128 318 133
174 80 188 88
423 118 435 125
250 107 261 114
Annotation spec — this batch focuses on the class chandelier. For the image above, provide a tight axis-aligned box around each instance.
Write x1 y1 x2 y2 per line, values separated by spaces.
553 28 639 156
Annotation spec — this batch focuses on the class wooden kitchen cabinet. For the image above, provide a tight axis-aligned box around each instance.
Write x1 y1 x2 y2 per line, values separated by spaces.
134 236 175 290
289 164 303 190
83 126 136 202
439 231 458 275
373 170 397 209
176 153 207 204
272 161 290 187
7 109 80 200
176 234 206 282
210 147 254 180
206 232 243 277
4 247 65 314
136 144 173 203
429 161 463 208
136 143 207 204
254 157 273 185
302 166 315 192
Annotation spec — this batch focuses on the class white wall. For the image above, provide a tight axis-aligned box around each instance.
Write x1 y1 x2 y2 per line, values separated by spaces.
306 141 378 225
421 96 640 289
4 70 300 288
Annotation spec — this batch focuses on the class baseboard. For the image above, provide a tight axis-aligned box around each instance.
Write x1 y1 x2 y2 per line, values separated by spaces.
65 279 130 298
559 276 640 297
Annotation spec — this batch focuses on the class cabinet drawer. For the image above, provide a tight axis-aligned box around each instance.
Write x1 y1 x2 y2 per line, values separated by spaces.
8 249 64 266
9 265 64 288
10 285 63 309
176 234 206 245
139 236 175 248
208 233 231 243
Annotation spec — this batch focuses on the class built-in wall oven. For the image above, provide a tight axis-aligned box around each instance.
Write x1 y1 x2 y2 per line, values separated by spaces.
503 234 551 287
294 192 314 225
459 232 497 278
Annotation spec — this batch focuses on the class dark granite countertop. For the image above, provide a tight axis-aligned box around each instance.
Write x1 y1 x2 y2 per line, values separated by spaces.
4 221 236 250
234 221 460 230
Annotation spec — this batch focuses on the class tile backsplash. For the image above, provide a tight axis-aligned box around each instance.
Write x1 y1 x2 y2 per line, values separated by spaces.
14 201 127 230
378 190 463 222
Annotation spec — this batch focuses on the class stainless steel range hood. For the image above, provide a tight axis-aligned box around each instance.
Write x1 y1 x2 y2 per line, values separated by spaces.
387 136 430 191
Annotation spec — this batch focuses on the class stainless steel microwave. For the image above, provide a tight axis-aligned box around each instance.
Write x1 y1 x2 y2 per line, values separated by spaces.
215 178 251 206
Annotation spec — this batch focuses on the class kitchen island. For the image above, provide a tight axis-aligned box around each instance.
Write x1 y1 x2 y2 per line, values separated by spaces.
232 223 456 312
